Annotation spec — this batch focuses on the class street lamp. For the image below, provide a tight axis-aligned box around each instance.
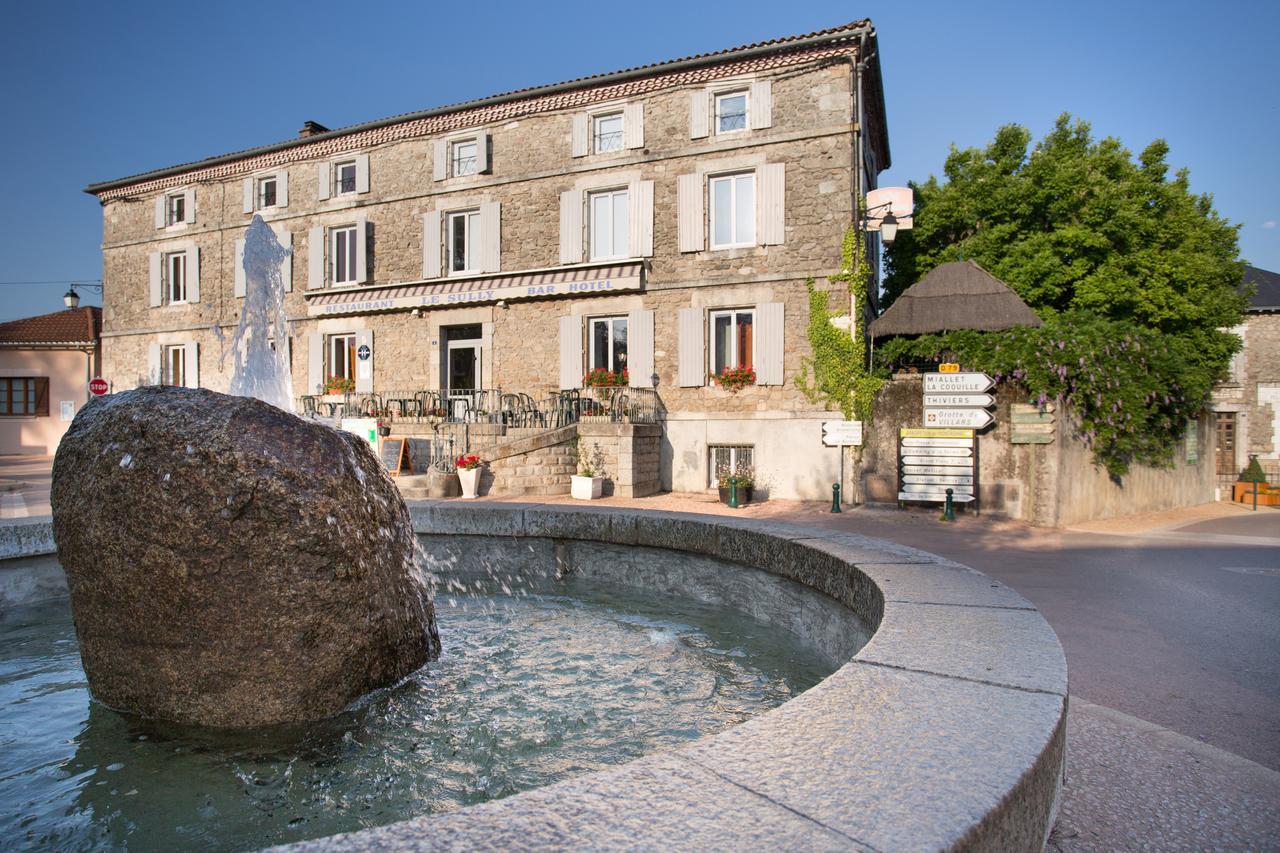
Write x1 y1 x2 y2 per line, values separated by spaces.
879 212 899 247
64 287 81 309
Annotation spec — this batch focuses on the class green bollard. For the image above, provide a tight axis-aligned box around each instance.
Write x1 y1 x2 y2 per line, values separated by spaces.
941 488 956 522
831 483 842 513
729 480 739 509
1254 481 1259 512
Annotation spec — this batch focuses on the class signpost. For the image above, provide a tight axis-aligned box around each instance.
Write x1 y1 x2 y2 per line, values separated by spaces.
1011 403 1056 445
924 408 995 429
923 393 994 408
88 377 109 396
897 427 979 512
923 372 994 393
821 421 863 447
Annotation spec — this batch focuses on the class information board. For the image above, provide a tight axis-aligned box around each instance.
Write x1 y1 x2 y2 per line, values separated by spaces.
897 427 978 509
379 437 410 477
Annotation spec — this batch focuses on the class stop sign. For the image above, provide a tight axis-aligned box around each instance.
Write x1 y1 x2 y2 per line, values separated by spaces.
88 377 109 396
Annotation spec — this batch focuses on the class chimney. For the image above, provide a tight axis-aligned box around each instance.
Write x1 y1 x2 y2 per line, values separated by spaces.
298 121 330 138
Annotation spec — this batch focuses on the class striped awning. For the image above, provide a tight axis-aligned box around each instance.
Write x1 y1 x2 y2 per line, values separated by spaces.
306 261 644 317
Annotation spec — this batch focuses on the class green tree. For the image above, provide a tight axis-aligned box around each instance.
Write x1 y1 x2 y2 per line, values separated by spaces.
879 114 1246 475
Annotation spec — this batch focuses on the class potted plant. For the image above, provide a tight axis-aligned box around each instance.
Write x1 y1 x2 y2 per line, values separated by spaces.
455 453 483 499
711 365 756 393
323 376 355 395
717 464 755 506
571 441 606 500
582 368 629 388
1234 456 1277 505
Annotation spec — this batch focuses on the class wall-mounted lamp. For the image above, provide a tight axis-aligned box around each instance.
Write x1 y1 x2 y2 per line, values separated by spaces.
496 300 508 310
864 187 914 247
410 308 421 317
64 288 80 309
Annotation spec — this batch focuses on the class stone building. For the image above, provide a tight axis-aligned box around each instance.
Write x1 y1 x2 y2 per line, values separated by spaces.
1212 264 1280 493
84 21 890 500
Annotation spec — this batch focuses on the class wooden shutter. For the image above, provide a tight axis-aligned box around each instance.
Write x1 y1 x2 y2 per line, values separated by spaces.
677 174 704 252
678 307 705 386
154 197 166 229
33 377 49 417
479 201 501 273
234 238 246 297
184 190 196 224
624 102 644 149
571 114 588 157
355 330 373 393
317 161 331 201
756 302 784 385
757 163 785 245
275 227 293 292
477 132 492 174
433 140 447 181
559 315 582 390
242 179 254 214
148 343 162 385
277 170 289 207
187 244 200 302
750 80 773 129
148 252 162 307
559 190 582 264
627 309 655 388
690 91 710 139
354 216 369 283
307 334 323 393
185 342 200 388
355 153 370 194
422 210 441 278
629 180 654 257
307 226 325 289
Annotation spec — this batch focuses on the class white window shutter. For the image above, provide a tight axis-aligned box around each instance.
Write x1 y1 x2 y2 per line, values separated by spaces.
571 114 588 157
307 333 323 393
422 210 441 278
148 343 161 385
690 91 710 139
757 163 786 245
307 226 325 289
678 307 705 386
677 174 704 252
184 190 196 224
433 140 447 181
355 216 369 283
355 153 370 194
559 190 583 265
624 102 644 149
187 244 201 302
275 227 293 292
559 315 582 390
479 201 501 273
277 170 289 207
756 302 784 385
354 330 373 393
629 180 654 258
478 133 491 174
317 162 331 201
234 238 246 297
750 80 773 130
148 252 162 307
184 342 200 388
154 197 165 229
242 179 254 214
627 309 655 388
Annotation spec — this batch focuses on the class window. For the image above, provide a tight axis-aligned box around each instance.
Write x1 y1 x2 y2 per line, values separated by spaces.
162 345 186 387
258 176 278 208
166 192 186 226
0 378 46 417
334 160 357 195
332 225 358 285
710 308 754 376
451 140 478 177
709 172 755 248
709 445 753 488
715 91 748 134
589 316 629 374
448 209 480 273
588 188 629 260
165 251 187 303
593 112 624 153
326 333 356 383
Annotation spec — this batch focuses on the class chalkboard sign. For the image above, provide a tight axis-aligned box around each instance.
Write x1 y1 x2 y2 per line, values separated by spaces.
379 437 411 476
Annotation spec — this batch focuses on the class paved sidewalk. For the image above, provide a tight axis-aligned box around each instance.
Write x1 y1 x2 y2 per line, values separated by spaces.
0 455 52 519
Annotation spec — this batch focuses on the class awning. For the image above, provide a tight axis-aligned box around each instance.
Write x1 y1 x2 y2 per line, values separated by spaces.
306 261 644 317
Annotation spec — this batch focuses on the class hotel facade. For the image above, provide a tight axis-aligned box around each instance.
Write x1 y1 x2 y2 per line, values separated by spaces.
85 21 890 500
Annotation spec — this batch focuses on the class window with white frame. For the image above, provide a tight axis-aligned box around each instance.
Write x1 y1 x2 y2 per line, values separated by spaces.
588 188 629 260
334 160 357 195
257 175 279 208
451 139 479 177
710 308 754 376
331 225 358 285
709 444 753 488
326 333 356 384
166 192 186 226
709 172 755 248
162 345 186 386
447 209 480 274
715 91 749 134
588 316 629 375
593 112 624 153
164 251 187 303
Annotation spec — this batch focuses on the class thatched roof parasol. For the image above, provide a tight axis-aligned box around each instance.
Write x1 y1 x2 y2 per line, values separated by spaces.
869 260 1043 338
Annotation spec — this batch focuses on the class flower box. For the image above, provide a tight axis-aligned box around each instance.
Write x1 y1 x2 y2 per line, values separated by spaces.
571 474 604 500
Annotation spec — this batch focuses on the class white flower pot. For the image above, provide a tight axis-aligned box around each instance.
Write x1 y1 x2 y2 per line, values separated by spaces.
458 467 481 499
571 475 604 500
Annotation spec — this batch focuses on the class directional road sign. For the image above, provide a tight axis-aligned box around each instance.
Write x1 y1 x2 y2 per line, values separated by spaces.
897 490 975 503
821 420 863 447
923 393 995 408
923 372 994 393
925 408 995 429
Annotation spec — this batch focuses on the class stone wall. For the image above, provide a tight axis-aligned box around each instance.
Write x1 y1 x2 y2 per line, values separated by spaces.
1212 311 1280 490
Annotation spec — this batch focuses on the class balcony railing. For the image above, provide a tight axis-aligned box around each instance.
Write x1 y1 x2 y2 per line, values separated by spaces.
298 387 660 427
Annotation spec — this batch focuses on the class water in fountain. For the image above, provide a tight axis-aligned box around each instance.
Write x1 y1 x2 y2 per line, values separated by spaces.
223 215 294 412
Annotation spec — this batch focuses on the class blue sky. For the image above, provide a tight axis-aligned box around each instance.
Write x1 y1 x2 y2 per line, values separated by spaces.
1 0 1276 321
